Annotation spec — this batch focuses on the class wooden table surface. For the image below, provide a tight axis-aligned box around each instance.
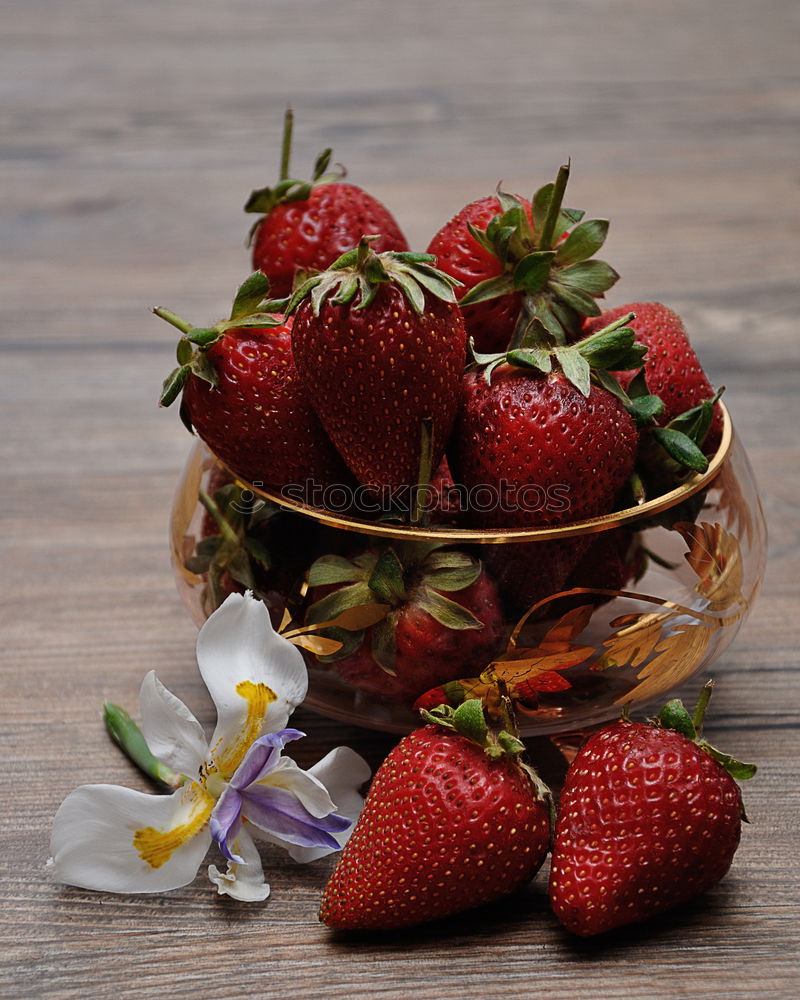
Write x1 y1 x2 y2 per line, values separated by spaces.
2 1 798 997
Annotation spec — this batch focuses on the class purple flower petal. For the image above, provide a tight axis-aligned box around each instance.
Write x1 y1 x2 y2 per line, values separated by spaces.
229 729 306 791
210 786 244 863
242 783 352 850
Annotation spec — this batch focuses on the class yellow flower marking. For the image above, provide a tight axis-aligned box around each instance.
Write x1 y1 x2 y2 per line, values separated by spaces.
212 680 277 777
133 782 214 870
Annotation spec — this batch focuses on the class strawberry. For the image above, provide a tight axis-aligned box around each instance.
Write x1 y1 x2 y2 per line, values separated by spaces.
428 165 618 354
582 302 723 455
319 698 551 929
447 314 648 609
426 194 533 354
304 544 504 704
549 682 757 936
245 109 408 297
288 239 466 496
157 272 351 492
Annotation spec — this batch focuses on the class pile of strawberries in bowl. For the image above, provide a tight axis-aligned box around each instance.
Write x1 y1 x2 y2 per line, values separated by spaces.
164 112 766 737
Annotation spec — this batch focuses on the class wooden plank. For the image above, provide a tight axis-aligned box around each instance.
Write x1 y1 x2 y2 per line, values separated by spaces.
2 0 799 997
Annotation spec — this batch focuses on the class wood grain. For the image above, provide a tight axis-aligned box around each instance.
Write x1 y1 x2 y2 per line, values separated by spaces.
2 1 799 997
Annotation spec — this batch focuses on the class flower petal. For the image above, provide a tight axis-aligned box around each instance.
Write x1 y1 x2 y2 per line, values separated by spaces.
263 747 371 863
138 671 208 778
49 783 212 894
196 593 308 776
242 784 350 851
209 786 244 863
229 729 305 791
259 755 339 818
208 826 269 902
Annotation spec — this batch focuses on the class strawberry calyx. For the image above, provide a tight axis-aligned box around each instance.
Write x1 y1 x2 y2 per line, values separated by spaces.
243 107 345 224
155 271 288 413
187 480 279 616
470 311 662 422
285 236 462 319
304 542 486 675
459 163 618 347
651 681 757 789
421 695 554 820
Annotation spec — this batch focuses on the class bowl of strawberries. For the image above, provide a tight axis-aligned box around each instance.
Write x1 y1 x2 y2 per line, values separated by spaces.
163 123 766 737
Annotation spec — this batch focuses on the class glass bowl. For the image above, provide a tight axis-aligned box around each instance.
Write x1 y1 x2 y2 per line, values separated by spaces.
170 403 766 737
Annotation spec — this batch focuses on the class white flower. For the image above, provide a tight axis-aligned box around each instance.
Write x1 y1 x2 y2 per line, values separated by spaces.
48 593 370 902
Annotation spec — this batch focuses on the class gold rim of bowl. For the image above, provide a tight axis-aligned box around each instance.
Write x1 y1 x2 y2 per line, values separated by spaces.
220 402 733 545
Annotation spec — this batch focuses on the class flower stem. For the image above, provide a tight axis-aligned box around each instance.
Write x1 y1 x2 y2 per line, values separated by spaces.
104 702 185 790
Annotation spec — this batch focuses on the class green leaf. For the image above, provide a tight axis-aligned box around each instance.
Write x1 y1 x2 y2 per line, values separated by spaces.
368 548 407 604
159 365 190 407
699 742 758 781
667 389 723 447
554 346 591 396
190 352 218 389
576 325 636 369
332 272 360 306
185 327 221 347
532 182 554 232
305 582 374 626
221 311 286 330
422 560 482 592
176 338 193 366
651 427 709 472
415 587 483 630
408 264 461 301
184 552 213 574
230 271 272 320
558 259 619 295
312 147 333 181
370 617 398 676
453 699 489 747
592 368 632 406
227 550 257 590
243 536 272 569
626 368 651 399
513 251 556 294
460 273 515 306
627 393 665 426
466 222 496 255
507 347 553 374
658 699 697 739
308 554 365 587
390 270 426 316
555 219 610 265
549 281 601 317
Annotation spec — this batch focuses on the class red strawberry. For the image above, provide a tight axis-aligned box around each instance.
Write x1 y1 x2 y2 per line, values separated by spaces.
157 272 350 492
320 699 552 929
428 165 618 355
449 354 640 610
427 194 533 354
305 544 504 705
288 239 467 495
549 683 756 936
245 110 408 297
582 303 723 454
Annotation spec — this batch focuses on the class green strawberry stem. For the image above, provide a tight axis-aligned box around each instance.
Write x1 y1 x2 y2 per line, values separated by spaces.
104 702 185 790
538 162 570 252
280 106 293 182
654 681 757 787
153 307 193 335
199 487 240 548
421 694 554 824
410 417 434 529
